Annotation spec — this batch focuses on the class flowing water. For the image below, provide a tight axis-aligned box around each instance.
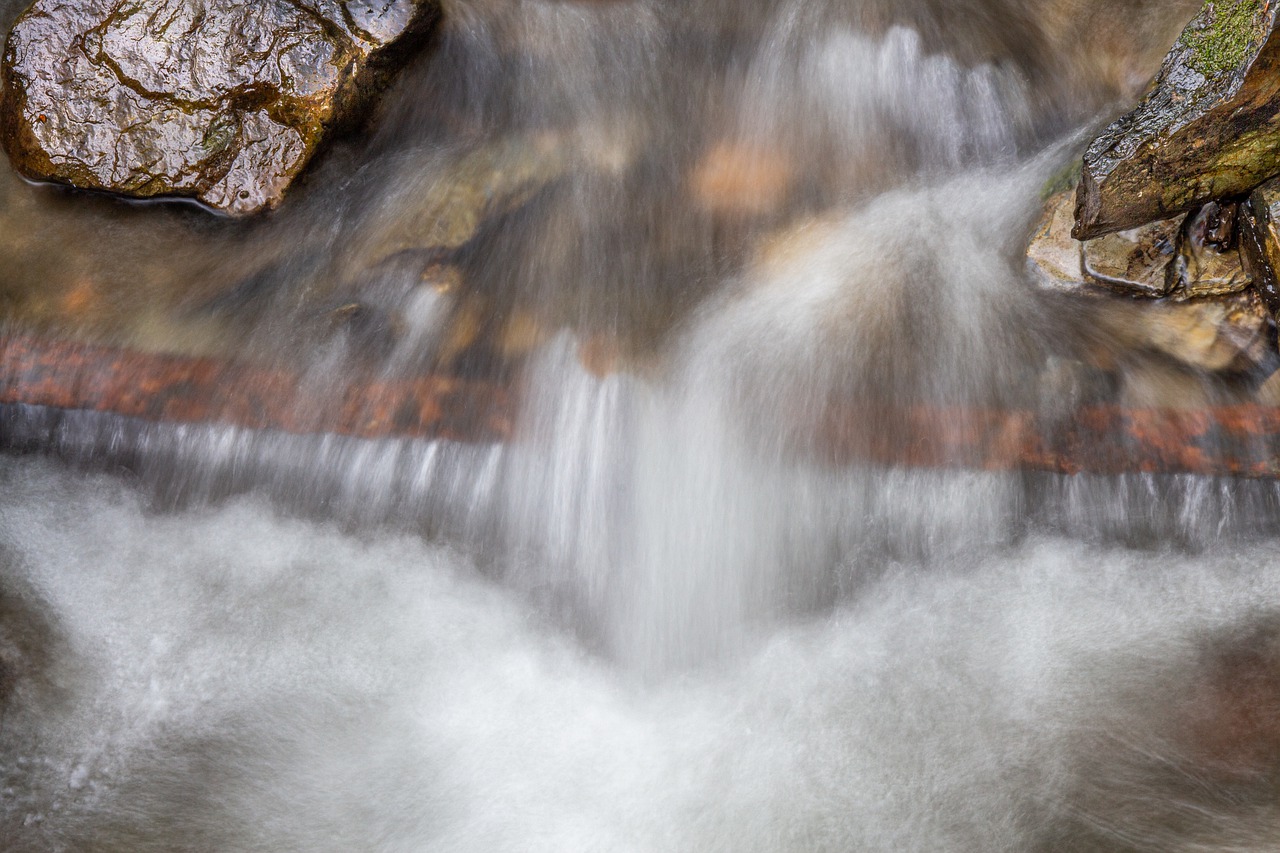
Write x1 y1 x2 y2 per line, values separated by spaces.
11 0 1280 850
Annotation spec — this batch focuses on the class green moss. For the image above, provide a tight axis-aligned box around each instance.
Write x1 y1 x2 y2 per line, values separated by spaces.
1182 0 1268 77
1041 156 1083 200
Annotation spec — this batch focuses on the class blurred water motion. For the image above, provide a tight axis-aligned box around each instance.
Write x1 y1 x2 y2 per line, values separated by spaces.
14 1 1280 851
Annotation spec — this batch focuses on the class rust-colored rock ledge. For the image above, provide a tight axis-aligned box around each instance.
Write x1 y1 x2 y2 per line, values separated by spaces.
4 333 1280 478
0 333 515 443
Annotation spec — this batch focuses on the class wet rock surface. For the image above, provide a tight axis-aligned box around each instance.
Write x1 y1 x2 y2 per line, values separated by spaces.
1074 0 1280 239
1081 218 1179 297
1026 189 1086 292
1169 201 1253 298
1029 186 1275 377
1030 189 1256 302
0 0 439 215
1239 177 1280 318
1133 290 1272 373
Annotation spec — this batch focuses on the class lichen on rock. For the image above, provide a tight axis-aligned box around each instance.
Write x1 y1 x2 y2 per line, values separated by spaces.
1073 0 1280 239
0 0 439 215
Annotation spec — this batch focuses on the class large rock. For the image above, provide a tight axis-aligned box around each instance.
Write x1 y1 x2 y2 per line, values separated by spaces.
0 0 438 215
1034 188 1186 300
1088 289 1273 375
1027 189 1089 292
1028 189 1273 374
1074 0 1280 239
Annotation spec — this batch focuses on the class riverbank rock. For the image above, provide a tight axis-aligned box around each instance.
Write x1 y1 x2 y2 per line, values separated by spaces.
1168 201 1253 298
1239 177 1280 317
1029 188 1273 374
1031 188 1257 299
1074 0 1280 239
0 0 439 215
1081 218 1179 297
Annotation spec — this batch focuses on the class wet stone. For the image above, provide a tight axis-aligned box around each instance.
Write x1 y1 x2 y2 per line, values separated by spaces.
1168 201 1253 298
1029 189 1183 299
1130 290 1273 373
1026 189 1085 293
1081 219 1179 298
1118 360 1215 409
1239 177 1280 320
1255 365 1280 404
1074 0 1280 239
0 0 440 215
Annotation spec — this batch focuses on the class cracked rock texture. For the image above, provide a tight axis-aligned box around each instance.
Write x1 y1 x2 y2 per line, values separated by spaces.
0 0 439 215
1074 0 1280 240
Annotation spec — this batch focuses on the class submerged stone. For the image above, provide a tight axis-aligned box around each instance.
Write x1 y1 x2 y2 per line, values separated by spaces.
1028 190 1272 374
1139 289 1272 372
1239 177 1280 319
1074 0 1280 239
0 0 439 215
1090 289 1273 375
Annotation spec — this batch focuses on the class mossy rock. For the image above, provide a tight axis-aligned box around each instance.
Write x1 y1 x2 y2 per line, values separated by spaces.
1074 0 1280 239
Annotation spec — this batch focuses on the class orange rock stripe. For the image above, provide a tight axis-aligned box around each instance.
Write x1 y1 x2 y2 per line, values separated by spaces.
3 333 1280 477
0 334 516 443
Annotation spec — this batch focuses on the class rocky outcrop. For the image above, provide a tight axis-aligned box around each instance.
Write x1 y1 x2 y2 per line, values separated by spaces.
1030 189 1254 301
1028 188 1272 375
1074 0 1280 239
1081 218 1180 297
0 0 439 215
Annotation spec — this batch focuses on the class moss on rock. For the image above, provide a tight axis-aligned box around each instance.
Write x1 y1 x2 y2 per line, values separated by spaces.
1074 0 1280 239
1183 0 1269 77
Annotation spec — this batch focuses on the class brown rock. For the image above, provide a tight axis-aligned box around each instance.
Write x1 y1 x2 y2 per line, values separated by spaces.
1074 0 1280 239
1094 289 1274 374
1168 201 1253 298
1239 176 1280 318
1028 189 1221 300
690 141 795 217
1255 366 1280 404
0 0 439 215
1118 360 1214 409
1081 218 1180 298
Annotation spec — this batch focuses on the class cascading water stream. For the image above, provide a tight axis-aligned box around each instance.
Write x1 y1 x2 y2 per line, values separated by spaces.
7 0 1280 851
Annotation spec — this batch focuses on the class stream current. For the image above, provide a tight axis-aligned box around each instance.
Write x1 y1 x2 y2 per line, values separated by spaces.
6 0 1280 850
